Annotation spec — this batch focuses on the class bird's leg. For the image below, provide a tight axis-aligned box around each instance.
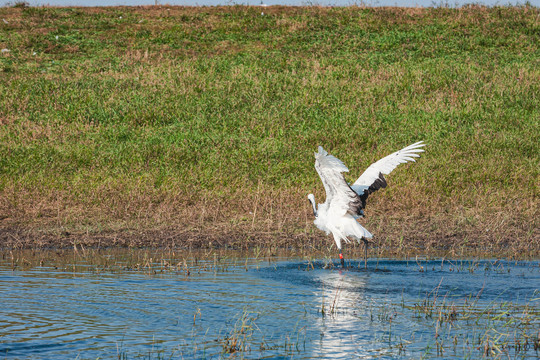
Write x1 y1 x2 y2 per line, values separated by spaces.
362 238 369 269
339 252 345 268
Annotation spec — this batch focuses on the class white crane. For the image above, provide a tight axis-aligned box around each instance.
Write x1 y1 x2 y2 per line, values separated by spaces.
307 141 425 268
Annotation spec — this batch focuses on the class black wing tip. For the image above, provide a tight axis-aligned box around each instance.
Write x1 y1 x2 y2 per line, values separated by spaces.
373 172 387 190
365 172 387 193
347 196 365 217
359 172 387 210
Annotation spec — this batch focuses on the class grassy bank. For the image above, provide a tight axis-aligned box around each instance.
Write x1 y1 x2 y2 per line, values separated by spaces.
0 5 538 254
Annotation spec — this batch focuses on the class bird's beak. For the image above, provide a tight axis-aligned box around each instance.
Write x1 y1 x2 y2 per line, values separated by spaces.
309 203 317 217
307 197 317 217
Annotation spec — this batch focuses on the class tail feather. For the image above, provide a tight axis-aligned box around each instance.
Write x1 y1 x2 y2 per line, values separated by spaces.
355 224 373 239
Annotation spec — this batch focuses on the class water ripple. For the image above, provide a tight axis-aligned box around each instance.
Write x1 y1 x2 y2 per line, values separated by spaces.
1 257 538 359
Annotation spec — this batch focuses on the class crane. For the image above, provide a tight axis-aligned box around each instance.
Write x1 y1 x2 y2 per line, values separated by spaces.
307 141 425 268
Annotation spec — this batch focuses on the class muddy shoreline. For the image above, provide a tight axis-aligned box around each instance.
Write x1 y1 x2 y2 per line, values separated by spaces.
2 225 538 260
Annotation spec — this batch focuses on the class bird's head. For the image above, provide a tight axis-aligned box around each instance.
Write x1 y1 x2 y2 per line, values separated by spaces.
307 194 317 217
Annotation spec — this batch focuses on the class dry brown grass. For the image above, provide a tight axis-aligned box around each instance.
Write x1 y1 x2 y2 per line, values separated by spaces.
1 180 537 258
0 5 538 256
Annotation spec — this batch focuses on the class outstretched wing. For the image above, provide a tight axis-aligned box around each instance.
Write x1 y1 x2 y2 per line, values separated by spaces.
351 141 425 207
315 146 363 217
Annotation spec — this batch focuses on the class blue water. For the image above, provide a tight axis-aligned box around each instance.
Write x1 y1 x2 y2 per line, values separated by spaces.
1 256 539 359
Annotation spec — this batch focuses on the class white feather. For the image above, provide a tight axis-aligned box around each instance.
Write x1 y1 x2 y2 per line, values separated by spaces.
309 141 425 252
350 141 425 195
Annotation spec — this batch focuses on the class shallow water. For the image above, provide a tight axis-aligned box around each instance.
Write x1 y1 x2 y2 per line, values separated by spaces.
1 253 539 359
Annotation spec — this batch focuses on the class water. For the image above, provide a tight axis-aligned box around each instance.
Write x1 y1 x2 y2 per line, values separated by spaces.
1 253 539 359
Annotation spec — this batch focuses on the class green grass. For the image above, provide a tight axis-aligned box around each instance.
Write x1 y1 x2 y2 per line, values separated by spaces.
0 5 538 251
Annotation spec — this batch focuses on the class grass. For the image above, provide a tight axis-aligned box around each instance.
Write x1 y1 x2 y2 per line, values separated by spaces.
407 286 540 359
0 5 538 254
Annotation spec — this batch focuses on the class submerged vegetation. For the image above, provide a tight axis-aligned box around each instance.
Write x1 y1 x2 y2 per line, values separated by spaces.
1 250 539 358
0 5 538 254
